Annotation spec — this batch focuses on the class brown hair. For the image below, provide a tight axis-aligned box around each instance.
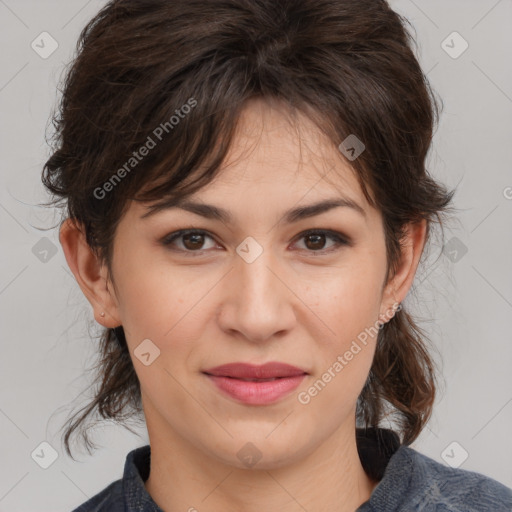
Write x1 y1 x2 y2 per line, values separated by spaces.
41 0 456 459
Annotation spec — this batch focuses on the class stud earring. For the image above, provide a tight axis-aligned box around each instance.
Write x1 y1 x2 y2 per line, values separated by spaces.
100 312 105 317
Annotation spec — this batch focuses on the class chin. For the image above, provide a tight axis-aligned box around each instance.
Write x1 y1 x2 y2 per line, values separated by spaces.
205 435 312 471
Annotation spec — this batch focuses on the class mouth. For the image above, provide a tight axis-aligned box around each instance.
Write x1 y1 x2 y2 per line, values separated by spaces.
202 361 309 380
201 363 308 405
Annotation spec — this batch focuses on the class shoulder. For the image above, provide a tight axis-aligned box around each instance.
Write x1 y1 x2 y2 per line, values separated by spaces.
69 444 157 512
71 479 124 512
362 444 512 511
398 445 512 510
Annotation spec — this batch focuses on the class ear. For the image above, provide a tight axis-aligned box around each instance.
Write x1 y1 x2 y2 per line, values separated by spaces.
379 219 427 322
59 218 121 328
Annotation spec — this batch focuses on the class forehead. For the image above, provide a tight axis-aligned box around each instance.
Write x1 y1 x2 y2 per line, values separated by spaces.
175 99 366 207
130 98 375 224
217 98 362 190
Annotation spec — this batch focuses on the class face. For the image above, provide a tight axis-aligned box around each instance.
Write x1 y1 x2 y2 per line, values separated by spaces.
63 98 421 470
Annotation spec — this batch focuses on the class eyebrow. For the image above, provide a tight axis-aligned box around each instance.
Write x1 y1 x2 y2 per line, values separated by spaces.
140 196 366 224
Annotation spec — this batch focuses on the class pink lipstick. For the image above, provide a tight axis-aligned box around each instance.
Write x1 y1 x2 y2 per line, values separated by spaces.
202 362 308 405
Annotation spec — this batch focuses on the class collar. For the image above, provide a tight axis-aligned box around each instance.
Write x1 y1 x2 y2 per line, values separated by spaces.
122 427 402 511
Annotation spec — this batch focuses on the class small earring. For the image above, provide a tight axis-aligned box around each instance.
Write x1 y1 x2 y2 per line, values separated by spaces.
100 312 105 317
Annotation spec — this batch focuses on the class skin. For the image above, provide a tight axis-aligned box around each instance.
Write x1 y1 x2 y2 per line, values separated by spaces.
60 98 427 512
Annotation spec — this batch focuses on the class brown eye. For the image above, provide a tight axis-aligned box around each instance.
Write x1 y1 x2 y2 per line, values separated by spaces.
304 233 327 250
181 232 207 250
161 229 217 253
294 230 350 253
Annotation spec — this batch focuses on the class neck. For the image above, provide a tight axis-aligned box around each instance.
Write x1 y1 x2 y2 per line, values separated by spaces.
144 411 378 512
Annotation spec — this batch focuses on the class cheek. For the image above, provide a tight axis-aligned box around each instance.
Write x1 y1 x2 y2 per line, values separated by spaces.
305 257 384 339
115 261 209 406
300 277 380 414
112 243 210 335
299 257 384 388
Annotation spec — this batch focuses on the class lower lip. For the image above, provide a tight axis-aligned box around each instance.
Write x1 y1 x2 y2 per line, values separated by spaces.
204 373 307 405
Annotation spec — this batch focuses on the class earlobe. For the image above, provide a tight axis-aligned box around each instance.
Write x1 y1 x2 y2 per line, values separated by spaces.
380 219 428 318
59 218 121 328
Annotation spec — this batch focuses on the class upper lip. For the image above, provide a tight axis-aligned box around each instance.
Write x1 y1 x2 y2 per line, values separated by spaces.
203 362 308 379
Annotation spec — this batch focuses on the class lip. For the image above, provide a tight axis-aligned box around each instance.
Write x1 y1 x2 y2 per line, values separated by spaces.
203 362 308 379
202 362 308 405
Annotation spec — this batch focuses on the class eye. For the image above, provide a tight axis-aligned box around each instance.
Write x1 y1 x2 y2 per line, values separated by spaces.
160 229 218 254
160 228 351 255
292 229 350 253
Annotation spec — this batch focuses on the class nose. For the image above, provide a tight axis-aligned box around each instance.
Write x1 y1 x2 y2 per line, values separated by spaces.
216 246 297 344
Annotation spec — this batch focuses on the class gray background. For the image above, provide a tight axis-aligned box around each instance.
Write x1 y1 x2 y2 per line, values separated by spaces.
1 0 511 510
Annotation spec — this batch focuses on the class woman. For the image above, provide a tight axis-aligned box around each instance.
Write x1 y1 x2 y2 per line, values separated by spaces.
42 0 512 510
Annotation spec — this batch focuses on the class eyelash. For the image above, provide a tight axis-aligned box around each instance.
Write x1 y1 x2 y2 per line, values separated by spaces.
160 228 351 256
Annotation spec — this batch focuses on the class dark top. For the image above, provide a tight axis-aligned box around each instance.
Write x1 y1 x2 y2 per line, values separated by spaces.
71 427 512 511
